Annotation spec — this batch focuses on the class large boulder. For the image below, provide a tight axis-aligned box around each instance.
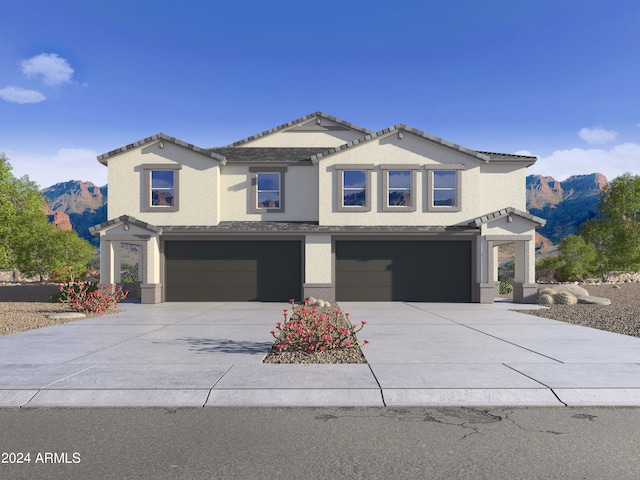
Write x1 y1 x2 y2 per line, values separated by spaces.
540 284 589 298
578 296 612 306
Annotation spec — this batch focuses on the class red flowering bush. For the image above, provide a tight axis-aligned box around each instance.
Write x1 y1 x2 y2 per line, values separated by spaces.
57 281 128 315
270 299 368 353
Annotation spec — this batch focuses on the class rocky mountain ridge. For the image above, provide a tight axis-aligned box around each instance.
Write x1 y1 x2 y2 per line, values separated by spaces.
527 173 606 246
42 181 108 245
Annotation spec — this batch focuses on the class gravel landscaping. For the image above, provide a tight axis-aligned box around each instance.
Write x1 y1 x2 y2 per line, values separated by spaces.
514 283 640 338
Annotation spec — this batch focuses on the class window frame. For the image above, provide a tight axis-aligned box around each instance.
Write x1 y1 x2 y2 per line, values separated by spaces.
425 164 464 212
143 164 181 212
249 167 287 213
380 164 419 212
335 164 374 212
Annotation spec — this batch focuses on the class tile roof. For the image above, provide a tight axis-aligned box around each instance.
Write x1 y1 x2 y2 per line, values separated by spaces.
468 207 546 228
172 222 475 233
225 112 373 147
97 133 226 165
308 125 537 166
206 147 326 165
95 114 537 168
89 215 162 235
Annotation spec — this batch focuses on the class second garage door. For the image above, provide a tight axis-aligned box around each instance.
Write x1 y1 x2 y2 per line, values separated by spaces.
165 241 301 302
335 240 472 302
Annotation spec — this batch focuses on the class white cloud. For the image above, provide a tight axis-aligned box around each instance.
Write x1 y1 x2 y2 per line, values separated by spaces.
20 53 74 86
527 142 640 182
578 126 618 145
5 148 106 188
0 85 46 104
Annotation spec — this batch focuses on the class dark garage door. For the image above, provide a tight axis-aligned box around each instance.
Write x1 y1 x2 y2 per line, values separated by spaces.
336 240 471 302
165 241 302 301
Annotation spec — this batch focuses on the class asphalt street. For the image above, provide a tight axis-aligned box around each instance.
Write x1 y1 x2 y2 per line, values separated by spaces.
2 407 640 479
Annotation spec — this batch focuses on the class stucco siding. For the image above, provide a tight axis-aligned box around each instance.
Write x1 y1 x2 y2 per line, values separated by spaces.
219 165 319 221
238 119 364 148
479 163 527 213
107 141 220 226
304 234 332 284
317 132 485 226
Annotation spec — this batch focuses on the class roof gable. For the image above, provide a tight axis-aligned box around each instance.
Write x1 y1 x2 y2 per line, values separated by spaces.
98 133 227 165
309 125 537 166
468 208 546 228
226 112 373 147
89 215 161 235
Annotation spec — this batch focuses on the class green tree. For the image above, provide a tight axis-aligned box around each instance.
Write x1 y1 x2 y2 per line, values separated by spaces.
581 173 640 271
557 234 597 281
0 153 46 268
0 153 95 280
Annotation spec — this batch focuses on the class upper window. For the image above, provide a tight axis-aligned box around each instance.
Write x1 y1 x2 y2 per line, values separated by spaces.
433 171 456 206
151 170 175 206
343 170 366 206
381 165 419 212
426 164 464 212
336 165 373 212
257 173 281 209
250 167 286 213
143 164 181 212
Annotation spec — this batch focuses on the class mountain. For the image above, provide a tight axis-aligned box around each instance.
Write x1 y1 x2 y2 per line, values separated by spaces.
42 181 108 245
526 173 606 245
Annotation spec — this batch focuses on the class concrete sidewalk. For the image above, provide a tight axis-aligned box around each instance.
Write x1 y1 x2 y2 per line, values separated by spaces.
1 301 640 408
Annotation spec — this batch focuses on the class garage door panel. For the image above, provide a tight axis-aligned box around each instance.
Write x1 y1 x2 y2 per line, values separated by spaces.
336 240 471 302
165 241 301 302
336 259 392 273
337 271 392 287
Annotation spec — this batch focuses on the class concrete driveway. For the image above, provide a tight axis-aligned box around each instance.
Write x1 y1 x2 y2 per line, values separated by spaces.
2 301 640 407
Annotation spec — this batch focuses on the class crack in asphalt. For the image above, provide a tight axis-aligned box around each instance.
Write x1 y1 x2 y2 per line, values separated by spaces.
313 407 574 440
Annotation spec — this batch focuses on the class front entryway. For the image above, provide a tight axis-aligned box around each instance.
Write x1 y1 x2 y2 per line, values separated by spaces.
164 241 302 301
335 240 472 302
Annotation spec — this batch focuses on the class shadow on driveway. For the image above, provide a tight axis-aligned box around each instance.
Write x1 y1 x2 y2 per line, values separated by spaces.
173 337 273 355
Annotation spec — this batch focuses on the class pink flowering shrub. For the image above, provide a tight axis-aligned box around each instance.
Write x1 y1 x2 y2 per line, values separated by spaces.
270 299 368 353
57 281 128 315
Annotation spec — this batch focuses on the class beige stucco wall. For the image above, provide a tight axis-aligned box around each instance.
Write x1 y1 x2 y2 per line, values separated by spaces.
304 234 332 284
479 163 527 212
219 164 319 221
106 141 220 226
238 119 365 148
317 132 486 226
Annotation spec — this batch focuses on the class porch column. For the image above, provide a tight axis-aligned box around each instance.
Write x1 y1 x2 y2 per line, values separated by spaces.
479 238 499 303
99 238 121 285
140 235 162 304
303 234 334 302
513 239 537 303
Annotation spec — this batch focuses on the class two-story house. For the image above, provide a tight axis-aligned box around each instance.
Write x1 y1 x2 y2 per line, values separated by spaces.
90 112 544 304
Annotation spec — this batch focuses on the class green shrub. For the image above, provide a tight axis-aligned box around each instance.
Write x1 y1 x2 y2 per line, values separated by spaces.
498 274 513 295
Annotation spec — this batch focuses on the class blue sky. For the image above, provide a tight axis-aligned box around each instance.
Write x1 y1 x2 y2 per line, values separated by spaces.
1 0 639 188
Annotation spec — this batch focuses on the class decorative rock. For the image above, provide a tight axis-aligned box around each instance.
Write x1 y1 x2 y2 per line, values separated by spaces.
550 284 590 298
578 296 612 305
48 312 86 320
